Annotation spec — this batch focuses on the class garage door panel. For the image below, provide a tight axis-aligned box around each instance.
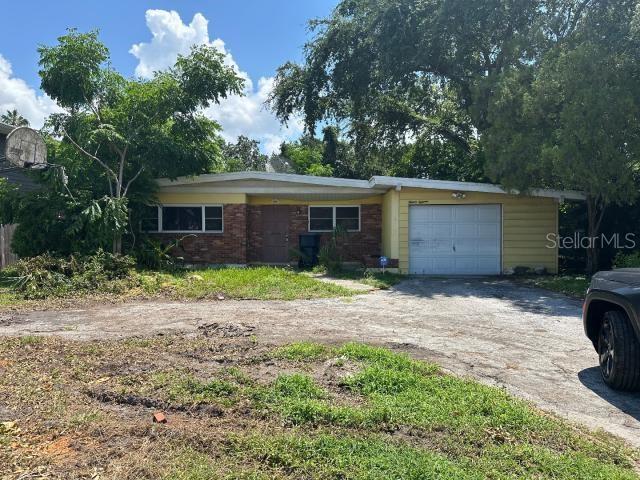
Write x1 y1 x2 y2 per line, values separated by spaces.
478 223 500 238
409 205 501 275
477 238 500 254
432 207 453 222
453 223 478 237
477 205 501 221
454 207 476 222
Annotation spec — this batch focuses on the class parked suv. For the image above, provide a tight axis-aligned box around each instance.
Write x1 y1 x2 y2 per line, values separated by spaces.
583 269 640 391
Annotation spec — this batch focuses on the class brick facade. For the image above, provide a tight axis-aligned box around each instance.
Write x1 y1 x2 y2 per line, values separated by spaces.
152 203 383 266
150 204 248 264
248 204 382 265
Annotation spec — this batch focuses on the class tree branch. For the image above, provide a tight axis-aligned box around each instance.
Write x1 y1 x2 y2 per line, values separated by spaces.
123 165 145 196
59 125 118 180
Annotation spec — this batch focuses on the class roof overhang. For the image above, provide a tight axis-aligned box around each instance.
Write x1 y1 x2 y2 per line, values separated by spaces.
370 176 585 201
157 172 387 201
155 171 585 201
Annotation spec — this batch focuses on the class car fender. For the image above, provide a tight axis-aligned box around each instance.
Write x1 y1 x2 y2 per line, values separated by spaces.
583 290 640 346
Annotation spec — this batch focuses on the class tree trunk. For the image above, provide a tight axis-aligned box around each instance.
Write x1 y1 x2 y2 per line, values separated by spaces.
585 196 605 274
113 234 122 255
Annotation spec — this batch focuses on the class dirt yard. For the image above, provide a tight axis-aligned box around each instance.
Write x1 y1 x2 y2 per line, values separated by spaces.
1 277 639 452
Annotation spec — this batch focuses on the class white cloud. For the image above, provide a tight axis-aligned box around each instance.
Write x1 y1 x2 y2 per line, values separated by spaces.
130 9 303 154
0 54 60 128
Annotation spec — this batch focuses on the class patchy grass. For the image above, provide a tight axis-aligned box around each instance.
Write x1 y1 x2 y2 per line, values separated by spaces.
0 336 637 479
519 275 590 299
272 342 331 361
319 268 405 290
0 267 357 310
140 266 356 300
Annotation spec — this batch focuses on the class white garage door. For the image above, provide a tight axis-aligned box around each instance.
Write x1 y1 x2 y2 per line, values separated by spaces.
409 204 501 275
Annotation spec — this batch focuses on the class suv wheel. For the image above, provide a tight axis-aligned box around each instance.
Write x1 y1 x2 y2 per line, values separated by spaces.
598 310 640 391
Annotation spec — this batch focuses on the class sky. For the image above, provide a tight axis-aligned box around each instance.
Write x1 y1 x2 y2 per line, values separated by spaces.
0 1 337 153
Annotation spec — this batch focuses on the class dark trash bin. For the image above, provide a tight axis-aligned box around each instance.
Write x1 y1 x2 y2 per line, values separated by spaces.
298 233 321 268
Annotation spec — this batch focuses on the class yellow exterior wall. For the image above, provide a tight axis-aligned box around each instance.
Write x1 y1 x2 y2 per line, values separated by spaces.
156 192 247 204
156 193 382 206
397 188 558 274
382 189 400 259
246 196 383 205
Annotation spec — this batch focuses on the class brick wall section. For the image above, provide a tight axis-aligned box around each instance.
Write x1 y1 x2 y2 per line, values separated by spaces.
153 203 383 265
248 204 382 265
150 204 247 264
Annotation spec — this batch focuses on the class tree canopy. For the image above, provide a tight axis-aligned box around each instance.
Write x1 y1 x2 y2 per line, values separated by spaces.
269 0 640 270
35 29 244 253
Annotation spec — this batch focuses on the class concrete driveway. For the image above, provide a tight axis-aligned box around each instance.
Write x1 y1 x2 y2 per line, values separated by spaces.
1 277 639 446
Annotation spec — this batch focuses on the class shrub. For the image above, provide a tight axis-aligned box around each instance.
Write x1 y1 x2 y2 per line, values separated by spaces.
133 235 194 271
318 226 347 274
10 250 136 299
613 251 640 269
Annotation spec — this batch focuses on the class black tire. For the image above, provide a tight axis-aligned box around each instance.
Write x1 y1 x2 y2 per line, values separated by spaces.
598 310 640 391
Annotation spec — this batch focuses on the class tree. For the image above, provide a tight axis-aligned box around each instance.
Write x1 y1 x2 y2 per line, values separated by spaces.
222 136 268 171
485 1 640 272
392 136 486 182
1 109 29 127
38 29 244 253
268 0 592 155
270 0 635 271
279 136 333 176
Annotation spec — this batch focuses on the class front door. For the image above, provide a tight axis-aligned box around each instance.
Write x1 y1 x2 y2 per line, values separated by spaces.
262 205 290 263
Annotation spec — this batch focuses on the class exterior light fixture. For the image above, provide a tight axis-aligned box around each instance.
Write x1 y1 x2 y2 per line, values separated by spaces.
452 192 466 199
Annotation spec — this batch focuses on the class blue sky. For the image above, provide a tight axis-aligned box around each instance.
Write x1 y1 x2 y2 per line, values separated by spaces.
0 1 338 152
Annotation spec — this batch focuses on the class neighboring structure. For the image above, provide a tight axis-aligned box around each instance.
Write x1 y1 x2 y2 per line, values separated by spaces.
0 122 40 192
149 171 584 275
0 122 41 268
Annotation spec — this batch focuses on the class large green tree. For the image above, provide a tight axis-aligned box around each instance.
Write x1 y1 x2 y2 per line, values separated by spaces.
38 29 244 253
485 1 640 272
221 136 268 172
268 0 590 153
270 0 636 271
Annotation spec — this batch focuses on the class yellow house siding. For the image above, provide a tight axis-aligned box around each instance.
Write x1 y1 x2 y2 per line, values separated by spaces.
382 189 400 258
156 192 247 204
396 188 558 274
246 196 382 206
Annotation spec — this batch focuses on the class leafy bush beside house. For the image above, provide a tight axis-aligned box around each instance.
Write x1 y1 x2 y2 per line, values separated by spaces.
8 250 136 299
613 251 640 269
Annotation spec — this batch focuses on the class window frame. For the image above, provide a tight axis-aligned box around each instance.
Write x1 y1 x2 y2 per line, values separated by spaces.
141 205 161 232
308 205 361 233
153 204 224 233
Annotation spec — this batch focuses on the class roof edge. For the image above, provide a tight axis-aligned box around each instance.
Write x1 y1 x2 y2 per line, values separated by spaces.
155 171 585 201
370 176 585 200
156 171 375 189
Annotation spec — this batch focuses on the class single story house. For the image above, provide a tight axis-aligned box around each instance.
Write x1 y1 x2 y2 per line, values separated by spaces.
147 172 584 275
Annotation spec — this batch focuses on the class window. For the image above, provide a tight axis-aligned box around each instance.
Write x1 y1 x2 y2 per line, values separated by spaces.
309 207 334 231
163 206 202 231
141 205 159 232
335 207 360 231
309 206 360 232
204 206 223 232
158 205 224 232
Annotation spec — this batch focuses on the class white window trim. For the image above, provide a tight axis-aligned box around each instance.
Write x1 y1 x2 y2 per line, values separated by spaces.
308 205 361 233
157 204 224 233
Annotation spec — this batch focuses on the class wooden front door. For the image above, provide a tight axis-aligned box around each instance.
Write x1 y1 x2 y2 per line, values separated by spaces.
262 206 290 263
